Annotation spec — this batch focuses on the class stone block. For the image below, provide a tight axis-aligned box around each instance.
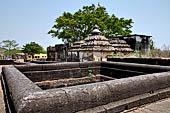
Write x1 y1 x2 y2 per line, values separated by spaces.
63 82 111 112
16 65 43 72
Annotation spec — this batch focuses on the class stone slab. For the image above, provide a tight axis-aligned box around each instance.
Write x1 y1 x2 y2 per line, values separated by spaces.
124 98 170 113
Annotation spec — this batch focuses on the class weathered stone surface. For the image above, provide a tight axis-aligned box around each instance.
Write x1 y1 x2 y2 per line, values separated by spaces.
24 68 83 82
104 72 170 102
101 61 170 73
63 82 112 112
3 61 170 113
0 60 14 65
35 75 109 89
126 97 170 113
2 66 42 112
79 61 101 68
23 67 100 82
18 89 71 113
108 58 170 66
15 64 43 72
77 106 106 113
78 87 170 113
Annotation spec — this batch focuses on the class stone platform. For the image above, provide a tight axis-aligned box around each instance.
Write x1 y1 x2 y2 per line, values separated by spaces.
123 98 170 113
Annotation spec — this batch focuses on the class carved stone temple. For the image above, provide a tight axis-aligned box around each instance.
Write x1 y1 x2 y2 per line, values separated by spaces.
47 25 152 62
69 25 116 61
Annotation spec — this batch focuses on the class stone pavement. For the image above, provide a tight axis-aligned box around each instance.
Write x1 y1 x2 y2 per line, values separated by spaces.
0 66 5 113
123 98 170 113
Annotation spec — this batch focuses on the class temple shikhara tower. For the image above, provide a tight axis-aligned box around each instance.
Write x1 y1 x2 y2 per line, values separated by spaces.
69 25 115 61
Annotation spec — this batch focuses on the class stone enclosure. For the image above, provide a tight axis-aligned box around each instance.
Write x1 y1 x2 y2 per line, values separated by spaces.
2 61 170 113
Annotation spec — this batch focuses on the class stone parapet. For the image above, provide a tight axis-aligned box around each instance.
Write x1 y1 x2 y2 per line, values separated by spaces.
107 57 170 66
2 61 170 112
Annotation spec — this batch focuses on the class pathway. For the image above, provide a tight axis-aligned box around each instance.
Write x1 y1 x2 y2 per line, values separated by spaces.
123 98 170 113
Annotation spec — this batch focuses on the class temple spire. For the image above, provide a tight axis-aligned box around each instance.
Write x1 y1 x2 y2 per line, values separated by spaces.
98 2 101 8
91 25 101 36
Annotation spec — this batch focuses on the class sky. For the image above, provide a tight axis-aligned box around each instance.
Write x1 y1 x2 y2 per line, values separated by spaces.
0 0 170 50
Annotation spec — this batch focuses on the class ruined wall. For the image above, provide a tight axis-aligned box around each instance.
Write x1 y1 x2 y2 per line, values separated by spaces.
125 36 151 53
47 46 56 61
0 60 14 65
1 66 42 113
141 38 150 53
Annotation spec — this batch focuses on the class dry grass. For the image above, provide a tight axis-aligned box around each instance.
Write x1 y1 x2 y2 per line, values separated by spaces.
146 49 170 58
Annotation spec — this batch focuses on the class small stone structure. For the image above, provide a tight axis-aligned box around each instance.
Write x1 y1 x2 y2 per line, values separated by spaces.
70 25 116 61
47 44 69 61
2 61 170 113
123 34 152 53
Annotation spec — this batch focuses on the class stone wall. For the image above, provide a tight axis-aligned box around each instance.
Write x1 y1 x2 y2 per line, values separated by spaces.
16 62 101 82
108 57 170 66
2 61 170 113
16 61 170 82
0 60 14 65
31 60 59 64
1 66 42 113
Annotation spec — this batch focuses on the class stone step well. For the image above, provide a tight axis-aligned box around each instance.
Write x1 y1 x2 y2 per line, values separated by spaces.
2 61 170 113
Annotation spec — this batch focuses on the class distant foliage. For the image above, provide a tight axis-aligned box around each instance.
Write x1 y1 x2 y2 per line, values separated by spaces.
129 51 142 58
0 40 19 51
42 50 47 54
108 53 124 57
150 39 155 50
22 42 45 57
0 40 19 57
108 51 142 58
48 4 133 42
146 44 170 58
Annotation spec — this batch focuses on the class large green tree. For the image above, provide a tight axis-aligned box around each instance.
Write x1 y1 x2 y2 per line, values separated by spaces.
1 40 19 51
22 42 44 58
48 4 133 42
0 40 19 57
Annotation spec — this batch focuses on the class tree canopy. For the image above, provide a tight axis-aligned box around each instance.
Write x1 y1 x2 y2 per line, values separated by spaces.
0 40 19 57
22 42 45 57
48 4 133 42
0 40 19 51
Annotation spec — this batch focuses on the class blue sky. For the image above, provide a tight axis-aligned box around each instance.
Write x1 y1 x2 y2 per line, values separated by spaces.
0 0 170 49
